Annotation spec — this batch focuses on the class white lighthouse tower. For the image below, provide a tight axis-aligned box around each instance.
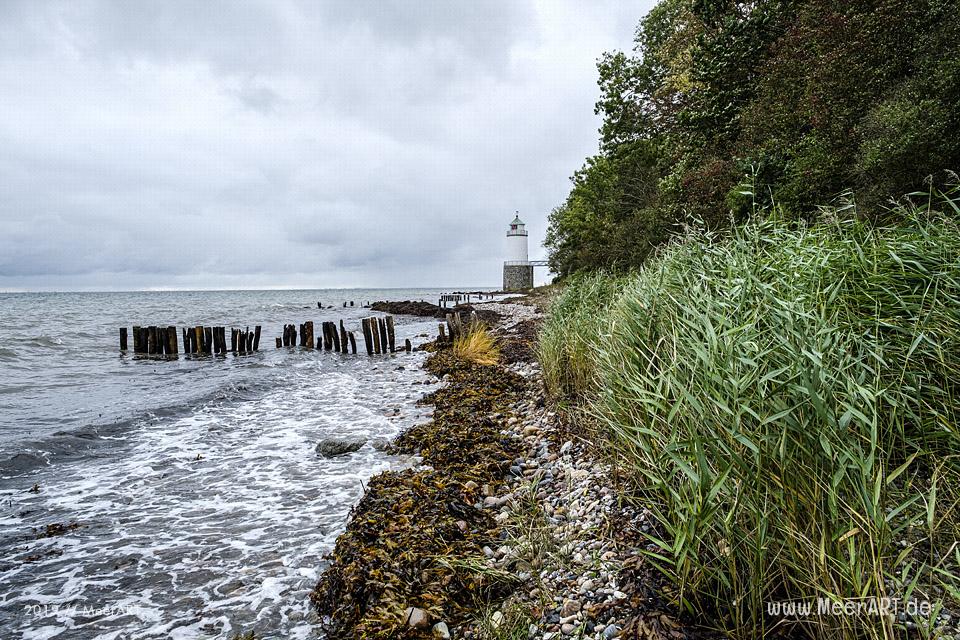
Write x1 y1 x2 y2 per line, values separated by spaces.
503 213 534 291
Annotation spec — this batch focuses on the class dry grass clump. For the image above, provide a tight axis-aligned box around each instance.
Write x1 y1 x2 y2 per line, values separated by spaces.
454 324 501 366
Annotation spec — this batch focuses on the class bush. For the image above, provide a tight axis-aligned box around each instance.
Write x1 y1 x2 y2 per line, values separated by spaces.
540 192 960 638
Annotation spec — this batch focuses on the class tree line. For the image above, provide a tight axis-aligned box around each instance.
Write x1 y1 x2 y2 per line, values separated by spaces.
546 0 960 277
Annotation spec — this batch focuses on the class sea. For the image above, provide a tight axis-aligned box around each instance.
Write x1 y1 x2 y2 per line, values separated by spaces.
0 289 477 640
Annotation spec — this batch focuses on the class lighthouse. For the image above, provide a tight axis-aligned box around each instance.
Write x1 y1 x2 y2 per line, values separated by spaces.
503 214 534 291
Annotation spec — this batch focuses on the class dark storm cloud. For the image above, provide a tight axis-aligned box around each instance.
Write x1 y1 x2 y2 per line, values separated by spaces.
0 1 649 290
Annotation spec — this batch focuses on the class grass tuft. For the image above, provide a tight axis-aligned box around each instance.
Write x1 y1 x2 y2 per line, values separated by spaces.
454 324 501 366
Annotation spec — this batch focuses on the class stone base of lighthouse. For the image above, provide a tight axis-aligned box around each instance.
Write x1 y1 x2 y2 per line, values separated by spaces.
503 264 534 291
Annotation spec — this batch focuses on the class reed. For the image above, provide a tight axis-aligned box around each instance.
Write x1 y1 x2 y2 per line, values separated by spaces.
539 189 960 638
536 271 627 401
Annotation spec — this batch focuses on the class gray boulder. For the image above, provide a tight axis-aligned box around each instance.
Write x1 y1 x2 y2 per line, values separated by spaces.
315 438 364 458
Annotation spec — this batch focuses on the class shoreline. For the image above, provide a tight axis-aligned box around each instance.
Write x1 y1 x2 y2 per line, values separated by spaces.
310 297 688 639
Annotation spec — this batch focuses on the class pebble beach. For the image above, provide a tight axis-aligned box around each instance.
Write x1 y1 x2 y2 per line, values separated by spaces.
313 296 690 639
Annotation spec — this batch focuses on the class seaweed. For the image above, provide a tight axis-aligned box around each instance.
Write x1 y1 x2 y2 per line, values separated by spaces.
311 348 527 638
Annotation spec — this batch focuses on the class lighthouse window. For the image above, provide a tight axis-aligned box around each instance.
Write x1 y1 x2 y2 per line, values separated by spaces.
511 225 517 230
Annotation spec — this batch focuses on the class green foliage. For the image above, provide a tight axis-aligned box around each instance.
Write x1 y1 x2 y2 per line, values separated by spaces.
545 141 668 276
539 192 960 638
546 0 960 276
536 271 628 401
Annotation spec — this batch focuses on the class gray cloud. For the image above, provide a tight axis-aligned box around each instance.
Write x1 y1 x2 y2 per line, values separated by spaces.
0 0 650 290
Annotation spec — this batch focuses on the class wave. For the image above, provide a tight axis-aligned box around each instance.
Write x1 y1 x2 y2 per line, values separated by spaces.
0 347 17 361
0 375 279 479
27 335 64 348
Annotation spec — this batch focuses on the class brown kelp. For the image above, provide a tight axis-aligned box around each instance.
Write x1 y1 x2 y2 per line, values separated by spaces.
312 343 527 638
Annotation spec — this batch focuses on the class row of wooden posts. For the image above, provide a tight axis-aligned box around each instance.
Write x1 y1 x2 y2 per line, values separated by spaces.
439 293 490 307
437 310 475 343
120 325 262 355
275 316 410 355
121 316 409 357
317 301 373 309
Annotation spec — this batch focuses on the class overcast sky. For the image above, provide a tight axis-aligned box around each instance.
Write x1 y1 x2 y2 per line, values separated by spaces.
0 1 649 291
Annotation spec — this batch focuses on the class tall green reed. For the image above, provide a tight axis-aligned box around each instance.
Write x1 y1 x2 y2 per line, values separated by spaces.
537 271 628 401
540 190 960 638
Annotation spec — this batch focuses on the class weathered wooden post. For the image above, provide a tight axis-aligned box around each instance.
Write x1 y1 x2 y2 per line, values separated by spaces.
331 322 341 352
405 338 412 352
276 337 282 348
372 317 382 354
168 326 178 354
132 326 140 352
253 326 261 351
120 327 128 351
348 331 357 354
304 321 315 349
385 315 395 352
439 323 446 342
339 320 349 354
377 318 387 354
246 330 254 352
361 318 373 355
322 322 331 351
147 326 157 354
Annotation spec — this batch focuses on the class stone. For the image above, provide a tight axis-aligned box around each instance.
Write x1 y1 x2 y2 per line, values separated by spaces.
603 624 620 639
432 621 451 639
491 610 504 628
561 599 581 616
315 438 364 458
561 622 576 635
404 607 430 629
483 495 508 509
